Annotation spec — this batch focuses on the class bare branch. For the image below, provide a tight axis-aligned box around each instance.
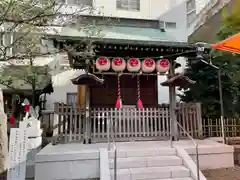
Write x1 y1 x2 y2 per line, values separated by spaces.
0 0 14 27
0 0 112 93
0 79 16 91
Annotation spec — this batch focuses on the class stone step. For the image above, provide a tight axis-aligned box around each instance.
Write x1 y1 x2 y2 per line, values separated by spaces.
109 147 176 158
110 166 190 180
109 156 182 169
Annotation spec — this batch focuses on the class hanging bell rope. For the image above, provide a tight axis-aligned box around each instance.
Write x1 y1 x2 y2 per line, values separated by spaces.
115 74 122 109
137 75 143 109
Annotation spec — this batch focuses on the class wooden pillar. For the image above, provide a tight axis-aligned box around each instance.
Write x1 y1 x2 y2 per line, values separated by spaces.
77 84 91 144
77 85 86 106
85 85 91 143
168 59 178 140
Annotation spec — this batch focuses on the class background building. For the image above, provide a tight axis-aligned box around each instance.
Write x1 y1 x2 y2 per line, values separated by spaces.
188 0 232 42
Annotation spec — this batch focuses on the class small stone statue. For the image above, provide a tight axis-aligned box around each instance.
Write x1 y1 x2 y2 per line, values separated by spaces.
20 99 43 178
22 99 40 120
20 98 42 148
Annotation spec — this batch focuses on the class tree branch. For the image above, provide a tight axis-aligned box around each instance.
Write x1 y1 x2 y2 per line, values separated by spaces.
0 0 57 24
0 79 16 91
0 0 14 27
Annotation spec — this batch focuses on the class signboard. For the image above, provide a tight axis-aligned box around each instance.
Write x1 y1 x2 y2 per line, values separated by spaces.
7 128 28 180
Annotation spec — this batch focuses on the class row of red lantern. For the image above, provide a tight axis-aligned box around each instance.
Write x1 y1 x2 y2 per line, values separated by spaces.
96 57 170 73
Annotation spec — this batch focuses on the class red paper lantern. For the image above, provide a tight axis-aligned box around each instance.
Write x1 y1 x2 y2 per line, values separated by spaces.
142 58 156 73
156 59 170 73
127 58 141 72
112 57 126 72
96 57 110 71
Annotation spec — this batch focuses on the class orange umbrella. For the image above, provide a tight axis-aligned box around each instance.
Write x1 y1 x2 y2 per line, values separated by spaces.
211 32 240 54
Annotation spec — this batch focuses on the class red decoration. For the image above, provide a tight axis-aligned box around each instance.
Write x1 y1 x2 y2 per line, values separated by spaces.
144 58 154 67
159 59 169 68
9 115 15 125
112 57 126 72
97 57 108 65
96 57 110 71
156 59 170 73
115 75 122 109
24 104 31 113
127 58 141 72
142 58 156 73
115 97 122 109
129 58 139 66
137 76 143 109
137 99 143 109
113 57 123 66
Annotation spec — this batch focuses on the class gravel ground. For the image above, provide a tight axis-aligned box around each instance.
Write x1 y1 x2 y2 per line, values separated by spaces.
202 166 240 180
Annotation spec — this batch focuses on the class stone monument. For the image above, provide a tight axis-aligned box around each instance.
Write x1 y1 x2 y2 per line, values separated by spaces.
19 99 43 179
0 88 8 179
7 128 28 180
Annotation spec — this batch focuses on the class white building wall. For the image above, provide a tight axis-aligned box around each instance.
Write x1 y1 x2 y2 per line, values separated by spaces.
63 0 187 20
196 0 211 13
187 0 216 36
159 2 188 42
42 53 86 110
90 0 176 19
45 70 78 110
157 2 188 103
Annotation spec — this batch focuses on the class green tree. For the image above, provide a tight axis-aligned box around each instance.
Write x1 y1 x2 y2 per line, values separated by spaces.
180 1 240 117
0 59 52 106
180 53 240 117
0 0 94 104
0 0 97 177
0 0 115 176
0 0 58 177
217 0 240 39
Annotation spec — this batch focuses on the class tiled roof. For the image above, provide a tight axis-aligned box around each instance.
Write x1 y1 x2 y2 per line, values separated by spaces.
59 25 177 42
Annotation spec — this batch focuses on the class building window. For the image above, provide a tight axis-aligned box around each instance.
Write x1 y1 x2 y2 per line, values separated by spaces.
186 0 196 13
158 21 177 29
61 0 93 6
74 0 92 6
116 0 140 11
79 15 159 29
66 93 77 107
159 21 165 29
165 22 177 29
56 0 66 4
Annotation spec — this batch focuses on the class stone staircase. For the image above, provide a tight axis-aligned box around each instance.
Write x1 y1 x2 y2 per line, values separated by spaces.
108 147 197 180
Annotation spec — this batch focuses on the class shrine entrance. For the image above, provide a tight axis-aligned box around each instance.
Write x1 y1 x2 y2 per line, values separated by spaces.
90 75 158 108
49 24 206 144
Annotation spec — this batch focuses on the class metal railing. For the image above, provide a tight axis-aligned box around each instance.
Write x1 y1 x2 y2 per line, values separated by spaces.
176 121 200 180
107 115 117 180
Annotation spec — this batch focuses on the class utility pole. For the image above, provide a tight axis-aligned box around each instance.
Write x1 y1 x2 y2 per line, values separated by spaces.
200 59 226 144
196 43 226 144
